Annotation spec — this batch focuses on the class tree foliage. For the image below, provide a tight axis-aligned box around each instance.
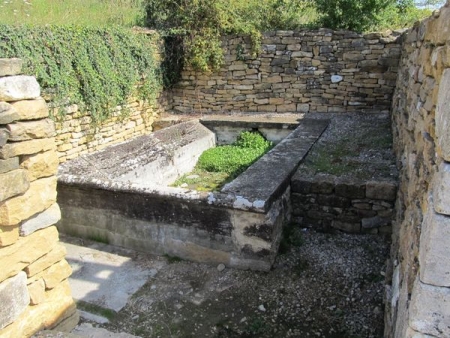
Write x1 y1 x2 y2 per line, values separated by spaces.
145 0 437 73
314 0 393 32
313 0 438 32
145 0 314 73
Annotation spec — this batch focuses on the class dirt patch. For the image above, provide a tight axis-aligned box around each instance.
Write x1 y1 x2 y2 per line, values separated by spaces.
75 227 388 338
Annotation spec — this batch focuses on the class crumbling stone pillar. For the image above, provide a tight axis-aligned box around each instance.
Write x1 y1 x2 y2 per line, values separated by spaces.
0 58 78 337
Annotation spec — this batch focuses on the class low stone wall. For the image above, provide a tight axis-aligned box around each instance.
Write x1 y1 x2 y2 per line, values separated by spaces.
385 2 450 337
54 93 168 162
291 175 396 234
0 59 78 337
171 29 402 114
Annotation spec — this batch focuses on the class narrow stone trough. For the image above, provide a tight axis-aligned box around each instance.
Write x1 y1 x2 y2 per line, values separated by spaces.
56 117 329 271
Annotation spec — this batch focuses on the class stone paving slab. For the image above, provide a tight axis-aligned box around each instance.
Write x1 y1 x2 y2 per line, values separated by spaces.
62 237 159 312
72 323 141 338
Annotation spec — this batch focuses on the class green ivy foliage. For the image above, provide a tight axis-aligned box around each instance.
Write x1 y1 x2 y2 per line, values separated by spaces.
197 131 273 175
0 25 163 123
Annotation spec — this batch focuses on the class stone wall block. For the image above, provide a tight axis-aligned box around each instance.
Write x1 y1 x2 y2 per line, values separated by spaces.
291 176 313 194
0 271 30 330
409 278 450 337
0 58 23 77
436 69 450 161
361 216 390 229
0 137 56 159
332 220 361 233
7 118 55 141
10 97 49 121
0 279 76 337
0 157 19 174
335 180 365 198
20 203 61 236
25 243 66 277
0 76 40 101
0 225 19 247
20 150 59 182
405 327 436 338
28 278 46 305
30 259 72 290
310 176 335 194
0 128 9 147
0 226 59 282
433 161 450 215
0 169 29 202
0 176 57 226
0 61 76 335
419 204 450 287
366 181 397 201
0 102 19 125
435 6 450 46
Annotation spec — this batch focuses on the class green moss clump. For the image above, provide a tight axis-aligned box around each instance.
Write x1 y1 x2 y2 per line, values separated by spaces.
173 131 272 191
197 131 272 175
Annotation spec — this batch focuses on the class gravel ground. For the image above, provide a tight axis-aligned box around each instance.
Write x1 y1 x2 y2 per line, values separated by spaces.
79 227 389 338
71 112 393 338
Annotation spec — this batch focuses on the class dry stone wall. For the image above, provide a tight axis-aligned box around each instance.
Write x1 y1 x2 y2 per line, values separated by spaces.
54 94 168 162
291 176 397 234
386 2 450 337
0 58 78 337
171 29 403 114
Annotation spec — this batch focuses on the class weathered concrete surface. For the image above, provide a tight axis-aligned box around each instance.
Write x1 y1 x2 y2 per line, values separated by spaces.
117 127 215 186
57 119 328 270
59 120 215 187
63 239 158 312
72 323 141 338
33 325 142 338
200 113 302 145
218 119 329 212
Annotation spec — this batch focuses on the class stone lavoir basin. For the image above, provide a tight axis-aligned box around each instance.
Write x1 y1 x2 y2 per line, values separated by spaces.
57 116 329 271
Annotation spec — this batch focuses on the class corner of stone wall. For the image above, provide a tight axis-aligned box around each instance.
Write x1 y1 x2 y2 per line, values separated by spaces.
0 58 78 337
386 2 450 337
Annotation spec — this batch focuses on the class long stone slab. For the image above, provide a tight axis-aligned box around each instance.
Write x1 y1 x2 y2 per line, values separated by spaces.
215 119 329 212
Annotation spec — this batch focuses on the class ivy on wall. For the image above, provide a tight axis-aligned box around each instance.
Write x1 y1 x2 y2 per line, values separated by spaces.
0 25 163 123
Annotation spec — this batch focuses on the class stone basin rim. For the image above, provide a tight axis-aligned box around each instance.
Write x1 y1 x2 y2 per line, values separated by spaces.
57 118 330 214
